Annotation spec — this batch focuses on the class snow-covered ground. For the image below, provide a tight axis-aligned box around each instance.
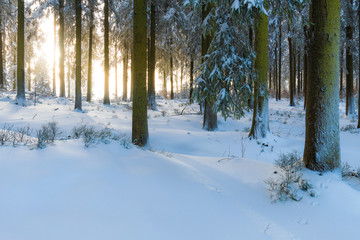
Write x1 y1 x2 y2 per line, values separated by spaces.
0 91 359 240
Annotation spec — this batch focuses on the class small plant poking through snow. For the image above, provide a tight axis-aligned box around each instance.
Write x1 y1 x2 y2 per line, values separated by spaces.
341 162 360 178
36 121 60 149
265 151 313 202
72 123 131 148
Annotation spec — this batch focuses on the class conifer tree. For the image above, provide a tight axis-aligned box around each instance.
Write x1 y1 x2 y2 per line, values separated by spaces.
16 0 25 104
74 0 82 111
303 0 340 171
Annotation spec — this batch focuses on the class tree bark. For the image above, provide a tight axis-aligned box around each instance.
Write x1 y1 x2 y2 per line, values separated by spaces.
16 0 25 104
132 0 149 146
74 0 82 111
189 55 194 103
115 42 118 98
297 50 301 95
123 46 128 101
278 20 282 100
358 0 360 128
0 14 3 88
288 26 295 106
170 55 174 99
202 2 217 131
148 2 156 110
340 43 343 97
303 0 340 171
249 10 269 139
346 22 354 115
59 0 65 97
103 0 110 105
87 6 94 102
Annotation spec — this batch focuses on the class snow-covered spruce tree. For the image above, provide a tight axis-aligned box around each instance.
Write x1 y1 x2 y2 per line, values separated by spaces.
303 0 340 171
74 0 82 111
249 6 269 139
192 0 254 131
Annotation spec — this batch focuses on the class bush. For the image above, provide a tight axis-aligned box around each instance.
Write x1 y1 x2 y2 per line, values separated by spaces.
265 151 312 202
0 124 14 145
36 121 60 148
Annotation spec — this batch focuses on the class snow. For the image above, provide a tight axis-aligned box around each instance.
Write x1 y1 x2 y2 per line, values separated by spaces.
0 92 360 240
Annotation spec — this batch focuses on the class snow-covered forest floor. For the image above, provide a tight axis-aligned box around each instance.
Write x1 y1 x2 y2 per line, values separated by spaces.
0 91 359 240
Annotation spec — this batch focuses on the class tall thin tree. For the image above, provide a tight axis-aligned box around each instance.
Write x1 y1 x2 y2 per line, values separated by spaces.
59 0 65 97
148 2 156 110
87 2 95 102
132 0 149 146
74 0 82 110
104 0 110 105
16 0 25 104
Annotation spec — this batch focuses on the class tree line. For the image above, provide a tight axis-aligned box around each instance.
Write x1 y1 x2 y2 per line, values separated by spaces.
0 0 355 171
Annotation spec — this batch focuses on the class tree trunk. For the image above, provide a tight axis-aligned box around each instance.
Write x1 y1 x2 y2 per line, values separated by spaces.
53 11 56 95
288 26 295 106
163 69 167 98
346 21 354 115
278 20 282 100
358 0 360 128
248 24 254 108
249 10 269 139
74 0 82 111
103 0 110 105
67 59 71 98
59 0 65 97
16 0 25 104
87 7 94 102
132 0 149 146
148 2 156 110
170 55 174 99
0 14 3 88
303 26 308 109
189 55 194 103
202 2 217 131
27 60 31 91
275 41 278 100
115 42 118 98
340 44 343 97
123 46 128 101
297 50 301 95
303 0 340 171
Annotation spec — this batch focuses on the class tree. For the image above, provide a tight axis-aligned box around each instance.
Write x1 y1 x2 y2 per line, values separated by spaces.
59 0 65 97
345 0 354 116
0 9 3 88
87 1 95 102
358 0 360 128
303 0 340 171
148 1 156 110
288 24 295 106
74 0 82 111
16 0 25 104
123 43 128 101
132 0 149 146
103 0 110 105
53 9 56 95
249 8 269 139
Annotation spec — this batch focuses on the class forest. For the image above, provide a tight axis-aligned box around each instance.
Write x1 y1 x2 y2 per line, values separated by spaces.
0 0 360 239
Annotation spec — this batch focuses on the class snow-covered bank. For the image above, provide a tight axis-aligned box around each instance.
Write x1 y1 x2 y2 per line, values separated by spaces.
0 93 359 240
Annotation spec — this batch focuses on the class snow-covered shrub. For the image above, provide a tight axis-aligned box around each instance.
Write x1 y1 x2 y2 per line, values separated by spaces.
341 162 360 178
12 125 33 146
36 121 60 148
0 124 14 145
83 126 98 147
265 151 312 202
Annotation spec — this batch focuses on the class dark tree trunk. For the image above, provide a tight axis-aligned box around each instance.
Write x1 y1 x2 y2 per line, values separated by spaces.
288 26 295 106
275 41 278 100
249 9 269 139
340 44 344 97
297 51 301 95
163 69 167 98
59 0 65 97
346 23 354 115
278 20 282 100
27 60 31 91
74 0 82 111
189 55 194 103
303 26 309 109
0 14 3 88
201 2 217 130
303 0 340 171
123 45 128 101
148 2 156 110
170 55 174 99
67 59 70 98
248 24 254 108
87 7 94 102
103 0 110 105
358 1 360 128
16 0 25 104
132 0 149 146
